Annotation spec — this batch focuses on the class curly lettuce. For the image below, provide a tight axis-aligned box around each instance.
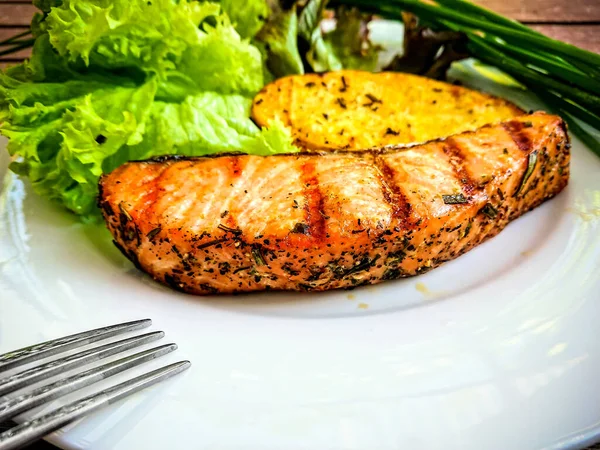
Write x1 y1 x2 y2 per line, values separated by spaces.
220 0 269 39
0 0 296 217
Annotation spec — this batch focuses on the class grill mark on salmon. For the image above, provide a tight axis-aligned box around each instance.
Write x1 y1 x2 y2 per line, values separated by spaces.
230 157 242 176
99 113 570 295
129 165 162 227
139 162 179 226
300 161 327 239
503 120 530 151
442 138 478 196
221 157 243 237
374 155 412 222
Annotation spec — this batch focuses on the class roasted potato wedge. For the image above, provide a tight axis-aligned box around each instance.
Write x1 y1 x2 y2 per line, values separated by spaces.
252 70 524 151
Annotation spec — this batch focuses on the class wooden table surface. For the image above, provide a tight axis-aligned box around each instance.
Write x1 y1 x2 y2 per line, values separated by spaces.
1 1 599 449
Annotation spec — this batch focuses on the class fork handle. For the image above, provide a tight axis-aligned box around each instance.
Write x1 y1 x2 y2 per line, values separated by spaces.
0 361 190 450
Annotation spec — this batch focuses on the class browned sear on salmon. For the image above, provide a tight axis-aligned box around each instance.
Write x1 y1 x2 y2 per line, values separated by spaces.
99 113 570 295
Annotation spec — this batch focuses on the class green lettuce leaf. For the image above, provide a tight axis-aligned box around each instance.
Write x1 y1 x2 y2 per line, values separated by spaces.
45 0 211 66
170 15 264 98
306 6 379 72
220 0 269 39
45 0 263 97
321 7 379 71
254 3 304 78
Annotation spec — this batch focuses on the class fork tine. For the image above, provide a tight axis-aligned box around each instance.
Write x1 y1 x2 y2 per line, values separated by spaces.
0 331 164 397
0 319 152 373
0 343 178 423
0 361 191 450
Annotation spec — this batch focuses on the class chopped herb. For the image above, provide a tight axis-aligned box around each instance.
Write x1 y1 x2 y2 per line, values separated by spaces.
322 113 329 120
292 222 310 234
328 262 346 278
305 82 316 88
282 263 300 276
385 128 400 136
336 98 347 109
365 93 382 104
382 267 403 280
503 148 509 155
197 238 228 250
147 227 161 240
497 188 505 201
480 203 498 219
171 245 182 257
523 121 533 128
218 262 231 275
118 202 132 221
514 151 538 197
218 224 242 234
124 228 136 241
340 76 348 92
345 255 380 276
460 221 472 240
220 210 229 218
251 247 266 266
233 266 251 274
442 193 467 204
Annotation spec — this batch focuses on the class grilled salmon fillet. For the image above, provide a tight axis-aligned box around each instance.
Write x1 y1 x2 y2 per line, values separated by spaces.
99 113 570 295
251 70 524 151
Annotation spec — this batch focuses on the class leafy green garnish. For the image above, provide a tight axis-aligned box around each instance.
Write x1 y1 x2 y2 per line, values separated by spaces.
316 7 379 72
255 1 381 74
254 3 305 78
220 0 269 39
301 0 344 72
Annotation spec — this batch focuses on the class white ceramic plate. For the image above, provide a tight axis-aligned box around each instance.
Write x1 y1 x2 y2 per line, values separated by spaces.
2 22 600 450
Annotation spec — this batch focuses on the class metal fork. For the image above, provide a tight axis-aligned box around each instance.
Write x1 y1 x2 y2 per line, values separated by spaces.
0 319 190 450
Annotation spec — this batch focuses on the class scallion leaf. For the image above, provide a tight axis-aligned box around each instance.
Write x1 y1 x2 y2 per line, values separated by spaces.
514 151 538 197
